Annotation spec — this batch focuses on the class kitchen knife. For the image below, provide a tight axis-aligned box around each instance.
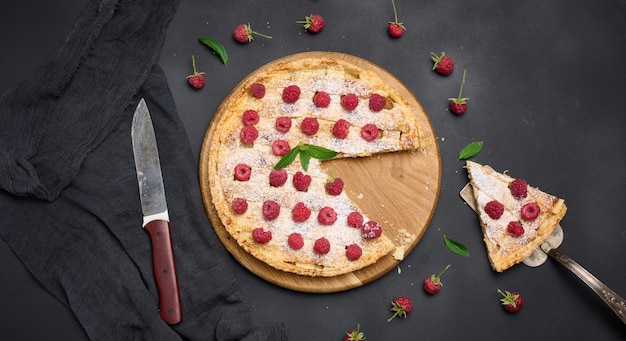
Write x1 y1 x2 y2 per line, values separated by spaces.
131 98 182 325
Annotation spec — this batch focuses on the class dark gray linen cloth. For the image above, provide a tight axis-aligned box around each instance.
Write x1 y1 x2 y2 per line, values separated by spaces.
0 0 286 339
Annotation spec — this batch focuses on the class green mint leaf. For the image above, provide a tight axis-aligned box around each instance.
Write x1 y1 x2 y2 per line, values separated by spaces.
305 144 338 160
458 141 484 160
274 145 300 169
199 38 228 65
444 235 470 257
299 150 311 171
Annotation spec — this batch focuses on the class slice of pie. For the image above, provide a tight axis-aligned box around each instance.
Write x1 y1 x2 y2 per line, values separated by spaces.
207 54 425 277
465 160 567 272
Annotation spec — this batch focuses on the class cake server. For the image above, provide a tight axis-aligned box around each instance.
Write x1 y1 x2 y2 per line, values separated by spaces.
460 183 626 324
131 98 182 324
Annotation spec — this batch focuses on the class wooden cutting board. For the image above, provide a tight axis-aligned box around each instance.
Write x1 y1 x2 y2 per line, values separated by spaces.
199 52 441 293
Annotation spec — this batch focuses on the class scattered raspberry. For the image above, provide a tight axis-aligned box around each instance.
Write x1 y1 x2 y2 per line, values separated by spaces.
448 69 469 115
507 221 525 237
361 123 379 141
387 296 413 322
431 51 454 75
388 23 405 38
361 221 382 239
262 200 280 220
344 324 365 341
423 264 451 295
332 119 350 139
282 85 301 103
240 125 258 144
292 171 312 191
234 164 251 181
233 23 272 44
341 93 359 111
347 212 364 228
484 200 504 219
318 207 338 225
345 244 362 261
287 232 304 250
242 109 259 126
275 116 292 133
271 139 291 156
313 237 331 254
499 289 524 313
300 117 319 135
298 14 325 33
368 93 386 111
231 198 248 214
313 91 331 107
252 227 272 244
387 0 406 38
186 55 205 89
325 177 344 196
521 202 540 221
269 169 288 187
292 202 311 222
509 179 528 199
249 82 266 99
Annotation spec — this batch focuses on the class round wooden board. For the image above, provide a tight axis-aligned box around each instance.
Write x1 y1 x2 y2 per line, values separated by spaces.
199 52 441 293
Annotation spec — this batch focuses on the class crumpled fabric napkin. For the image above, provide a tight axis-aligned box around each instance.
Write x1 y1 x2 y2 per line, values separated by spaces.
0 0 287 339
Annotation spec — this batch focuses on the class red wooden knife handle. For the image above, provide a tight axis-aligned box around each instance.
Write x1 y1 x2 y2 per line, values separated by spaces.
144 219 182 324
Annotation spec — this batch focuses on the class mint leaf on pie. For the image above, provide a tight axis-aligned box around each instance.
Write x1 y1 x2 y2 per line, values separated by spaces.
274 143 337 171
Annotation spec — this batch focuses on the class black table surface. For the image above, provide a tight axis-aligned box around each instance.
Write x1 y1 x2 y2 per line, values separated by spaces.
1 1 625 340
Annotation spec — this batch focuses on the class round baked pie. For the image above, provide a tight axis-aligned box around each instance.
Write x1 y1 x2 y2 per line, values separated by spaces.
205 53 426 277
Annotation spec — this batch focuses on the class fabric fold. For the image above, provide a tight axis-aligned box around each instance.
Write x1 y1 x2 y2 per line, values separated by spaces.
0 0 287 339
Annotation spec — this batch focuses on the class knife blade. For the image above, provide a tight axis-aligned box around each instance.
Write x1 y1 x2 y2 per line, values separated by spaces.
131 98 182 325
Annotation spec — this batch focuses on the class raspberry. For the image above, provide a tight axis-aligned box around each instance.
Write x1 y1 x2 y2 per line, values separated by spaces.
231 198 248 214
345 244 362 261
318 207 338 225
186 55 205 89
262 200 280 220
300 117 319 135
509 179 528 199
282 85 301 103
360 123 379 141
299 14 325 34
313 91 331 107
361 221 382 239
341 93 359 111
332 119 350 139
287 233 304 250
241 110 259 126
325 177 344 196
347 211 364 228
187 74 205 89
252 227 272 244
313 237 331 254
269 169 288 187
293 171 312 191
507 221 525 237
292 202 311 222
521 202 540 221
234 164 251 181
249 82 266 99
275 116 292 133
484 200 504 219
271 139 291 156
368 93 386 111
240 125 258 144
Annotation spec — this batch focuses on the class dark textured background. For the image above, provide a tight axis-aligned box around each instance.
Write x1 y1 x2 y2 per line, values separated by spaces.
1 0 625 339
